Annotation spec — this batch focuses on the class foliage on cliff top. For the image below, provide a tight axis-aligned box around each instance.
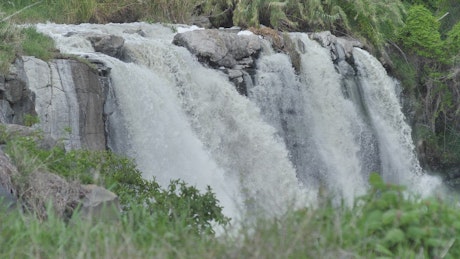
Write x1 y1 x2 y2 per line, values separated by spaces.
399 5 443 59
0 19 55 74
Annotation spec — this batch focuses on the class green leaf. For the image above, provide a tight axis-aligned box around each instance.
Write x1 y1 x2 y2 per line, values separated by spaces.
384 228 405 245
369 172 385 189
375 243 393 256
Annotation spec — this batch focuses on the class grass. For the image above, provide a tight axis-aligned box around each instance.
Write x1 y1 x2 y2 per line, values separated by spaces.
1 132 460 258
0 22 21 74
0 22 55 75
0 0 204 24
1 173 460 258
1 1 460 257
0 206 225 258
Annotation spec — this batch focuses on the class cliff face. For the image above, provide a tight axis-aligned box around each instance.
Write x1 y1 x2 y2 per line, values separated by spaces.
1 25 457 188
0 56 108 151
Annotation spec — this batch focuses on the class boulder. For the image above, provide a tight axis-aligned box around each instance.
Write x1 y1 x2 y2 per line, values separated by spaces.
173 29 261 69
80 184 120 221
310 31 362 63
173 29 262 95
87 34 125 58
23 170 83 219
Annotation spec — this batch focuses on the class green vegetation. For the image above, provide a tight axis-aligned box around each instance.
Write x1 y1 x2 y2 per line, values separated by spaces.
399 5 443 60
3 133 229 233
0 1 460 257
0 22 21 74
21 26 55 60
0 23 55 74
2 158 460 258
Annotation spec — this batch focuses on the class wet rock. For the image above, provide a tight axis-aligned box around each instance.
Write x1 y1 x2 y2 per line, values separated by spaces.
173 29 262 95
87 34 125 58
173 29 261 69
310 31 362 62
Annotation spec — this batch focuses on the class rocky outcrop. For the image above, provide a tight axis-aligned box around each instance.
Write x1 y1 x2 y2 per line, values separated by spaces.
80 184 120 220
173 29 262 95
0 146 119 220
87 34 125 58
4 56 108 151
0 60 36 125
310 31 363 64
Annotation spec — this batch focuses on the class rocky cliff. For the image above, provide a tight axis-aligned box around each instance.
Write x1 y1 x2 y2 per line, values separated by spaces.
0 56 108 151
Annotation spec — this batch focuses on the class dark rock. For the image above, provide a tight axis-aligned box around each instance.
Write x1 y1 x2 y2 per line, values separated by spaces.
0 185 16 211
70 60 107 150
123 28 146 37
88 34 125 58
190 16 212 29
0 58 37 125
0 100 14 124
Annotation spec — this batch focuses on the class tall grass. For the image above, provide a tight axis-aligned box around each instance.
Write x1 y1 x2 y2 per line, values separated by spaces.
0 0 204 24
0 22 22 74
2 173 460 258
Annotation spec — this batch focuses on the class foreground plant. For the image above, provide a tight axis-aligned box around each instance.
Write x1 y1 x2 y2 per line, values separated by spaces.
3 133 229 234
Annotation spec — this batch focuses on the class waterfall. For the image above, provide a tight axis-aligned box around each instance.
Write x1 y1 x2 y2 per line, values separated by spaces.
250 34 373 203
34 22 441 217
36 23 310 218
352 48 441 195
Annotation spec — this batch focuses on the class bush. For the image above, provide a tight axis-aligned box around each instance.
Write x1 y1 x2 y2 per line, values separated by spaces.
4 134 229 234
399 5 444 59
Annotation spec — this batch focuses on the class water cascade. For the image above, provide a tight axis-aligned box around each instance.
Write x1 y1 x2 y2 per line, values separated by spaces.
34 23 440 218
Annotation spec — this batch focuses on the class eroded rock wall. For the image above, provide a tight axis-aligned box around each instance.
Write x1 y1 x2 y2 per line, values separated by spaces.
0 57 108 151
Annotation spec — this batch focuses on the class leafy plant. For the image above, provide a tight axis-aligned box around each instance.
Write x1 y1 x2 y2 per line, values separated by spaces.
23 114 40 126
4 134 229 233
399 5 444 59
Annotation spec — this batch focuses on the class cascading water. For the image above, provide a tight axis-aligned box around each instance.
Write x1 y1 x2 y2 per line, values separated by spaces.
34 22 441 218
36 23 311 218
352 48 441 195
249 34 374 203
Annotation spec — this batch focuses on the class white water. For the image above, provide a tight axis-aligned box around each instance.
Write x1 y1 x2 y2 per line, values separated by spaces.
352 48 441 195
250 34 370 204
34 22 441 217
36 23 310 218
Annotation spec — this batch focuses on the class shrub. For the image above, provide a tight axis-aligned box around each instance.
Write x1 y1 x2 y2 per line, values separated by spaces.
4 134 229 233
399 5 444 59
